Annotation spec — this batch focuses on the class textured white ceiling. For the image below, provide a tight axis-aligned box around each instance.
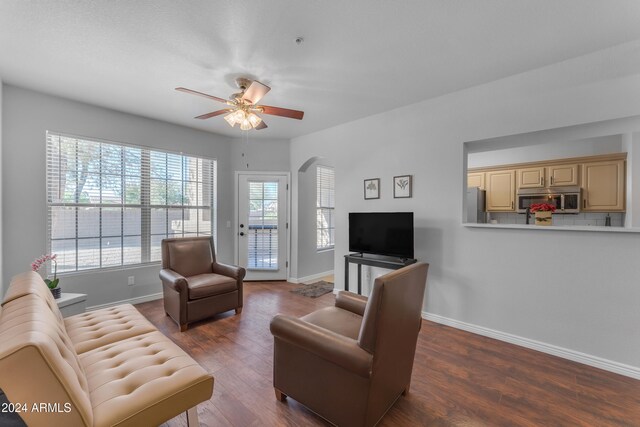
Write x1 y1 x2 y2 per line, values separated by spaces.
1 1 640 139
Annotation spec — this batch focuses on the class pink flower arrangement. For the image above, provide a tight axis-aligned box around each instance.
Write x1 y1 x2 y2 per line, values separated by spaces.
31 254 59 289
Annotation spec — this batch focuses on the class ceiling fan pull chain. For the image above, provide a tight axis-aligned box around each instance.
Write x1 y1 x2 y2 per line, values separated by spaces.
244 130 250 169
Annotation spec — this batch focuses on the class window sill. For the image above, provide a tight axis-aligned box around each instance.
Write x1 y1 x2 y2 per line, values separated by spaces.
57 262 162 278
316 247 335 253
463 223 640 233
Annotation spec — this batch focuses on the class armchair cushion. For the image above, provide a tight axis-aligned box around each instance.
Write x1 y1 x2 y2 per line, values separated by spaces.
186 274 237 300
166 239 212 277
270 315 372 378
301 306 363 340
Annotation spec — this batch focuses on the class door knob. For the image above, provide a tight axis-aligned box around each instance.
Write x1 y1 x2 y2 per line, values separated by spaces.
240 224 245 228
239 232 245 236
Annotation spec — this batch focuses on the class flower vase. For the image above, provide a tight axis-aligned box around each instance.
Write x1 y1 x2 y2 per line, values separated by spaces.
50 287 61 299
535 211 553 226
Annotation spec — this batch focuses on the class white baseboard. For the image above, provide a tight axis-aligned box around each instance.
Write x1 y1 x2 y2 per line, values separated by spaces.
87 292 164 312
288 270 334 284
422 311 640 380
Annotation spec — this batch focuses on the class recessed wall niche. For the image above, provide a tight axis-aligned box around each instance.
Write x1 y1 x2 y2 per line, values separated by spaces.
463 115 640 231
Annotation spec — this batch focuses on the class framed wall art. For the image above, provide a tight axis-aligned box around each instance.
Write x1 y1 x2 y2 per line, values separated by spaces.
364 178 380 200
394 175 412 198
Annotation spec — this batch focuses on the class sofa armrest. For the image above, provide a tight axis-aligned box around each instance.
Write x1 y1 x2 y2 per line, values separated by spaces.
159 269 188 293
270 314 372 378
335 291 368 316
212 262 246 281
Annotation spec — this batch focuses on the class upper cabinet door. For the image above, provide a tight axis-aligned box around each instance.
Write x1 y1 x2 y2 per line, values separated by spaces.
486 170 515 211
548 164 579 187
517 167 545 189
581 160 625 211
467 172 485 190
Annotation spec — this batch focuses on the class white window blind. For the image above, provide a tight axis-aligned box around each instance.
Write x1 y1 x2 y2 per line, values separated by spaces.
316 165 335 250
248 180 279 269
46 132 217 273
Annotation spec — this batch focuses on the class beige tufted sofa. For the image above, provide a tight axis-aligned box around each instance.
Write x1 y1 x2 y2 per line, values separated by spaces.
0 272 213 426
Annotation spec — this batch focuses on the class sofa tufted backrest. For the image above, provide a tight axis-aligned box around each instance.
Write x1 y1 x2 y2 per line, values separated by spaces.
0 276 93 426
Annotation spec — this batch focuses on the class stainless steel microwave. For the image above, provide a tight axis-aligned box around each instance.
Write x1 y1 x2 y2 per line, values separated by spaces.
516 187 581 213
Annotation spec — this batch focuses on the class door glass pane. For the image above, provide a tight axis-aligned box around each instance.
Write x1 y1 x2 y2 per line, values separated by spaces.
247 181 278 270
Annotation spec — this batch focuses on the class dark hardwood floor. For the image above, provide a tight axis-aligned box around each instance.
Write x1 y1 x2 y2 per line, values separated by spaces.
135 282 640 426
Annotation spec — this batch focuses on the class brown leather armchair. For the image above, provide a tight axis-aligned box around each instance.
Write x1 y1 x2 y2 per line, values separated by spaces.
270 262 429 427
160 236 246 332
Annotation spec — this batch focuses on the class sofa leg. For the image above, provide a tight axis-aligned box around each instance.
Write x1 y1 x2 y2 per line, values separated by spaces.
235 307 243 314
186 406 200 427
180 324 188 332
275 388 287 402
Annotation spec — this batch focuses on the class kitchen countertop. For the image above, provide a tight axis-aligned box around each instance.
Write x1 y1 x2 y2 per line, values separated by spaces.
463 223 640 233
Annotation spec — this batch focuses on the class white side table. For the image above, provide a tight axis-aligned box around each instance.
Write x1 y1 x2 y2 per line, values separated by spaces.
56 293 87 317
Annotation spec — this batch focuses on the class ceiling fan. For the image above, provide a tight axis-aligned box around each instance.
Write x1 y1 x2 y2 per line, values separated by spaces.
176 77 304 131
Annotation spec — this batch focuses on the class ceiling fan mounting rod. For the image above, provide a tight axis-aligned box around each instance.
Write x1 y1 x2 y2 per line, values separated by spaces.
235 77 252 91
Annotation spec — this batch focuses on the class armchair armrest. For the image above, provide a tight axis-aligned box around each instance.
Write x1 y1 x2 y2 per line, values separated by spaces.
159 269 188 293
212 262 246 280
270 314 372 378
335 291 368 316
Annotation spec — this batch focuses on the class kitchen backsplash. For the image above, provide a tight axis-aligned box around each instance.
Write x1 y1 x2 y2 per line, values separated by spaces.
487 212 624 227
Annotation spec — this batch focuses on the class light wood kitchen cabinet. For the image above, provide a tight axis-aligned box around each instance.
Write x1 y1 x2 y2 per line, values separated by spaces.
486 170 515 211
581 160 625 211
517 167 545 189
517 164 578 189
467 172 485 189
548 163 579 187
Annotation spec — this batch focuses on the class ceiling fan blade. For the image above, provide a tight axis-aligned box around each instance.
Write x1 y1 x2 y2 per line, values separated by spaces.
259 105 304 120
255 120 268 130
176 87 228 104
195 110 228 119
242 80 271 105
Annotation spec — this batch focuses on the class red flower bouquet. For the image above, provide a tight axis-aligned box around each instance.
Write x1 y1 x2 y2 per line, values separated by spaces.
529 203 556 213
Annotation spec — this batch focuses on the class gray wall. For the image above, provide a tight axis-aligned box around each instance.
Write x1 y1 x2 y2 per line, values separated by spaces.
290 40 640 371
468 134 624 168
3 85 289 307
231 137 290 173
0 79 3 297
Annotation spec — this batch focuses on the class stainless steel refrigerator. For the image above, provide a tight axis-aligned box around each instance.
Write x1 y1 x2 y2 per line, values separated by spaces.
466 187 486 223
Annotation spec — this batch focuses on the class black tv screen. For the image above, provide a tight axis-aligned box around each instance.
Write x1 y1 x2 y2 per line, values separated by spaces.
349 212 414 259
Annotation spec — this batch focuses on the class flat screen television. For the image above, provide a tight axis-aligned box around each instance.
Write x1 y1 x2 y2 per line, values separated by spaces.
349 212 414 259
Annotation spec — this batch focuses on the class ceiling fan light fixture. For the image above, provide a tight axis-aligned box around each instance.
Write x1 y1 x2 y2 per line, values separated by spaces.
224 112 238 127
233 109 246 122
176 79 303 131
247 112 262 127
239 118 252 131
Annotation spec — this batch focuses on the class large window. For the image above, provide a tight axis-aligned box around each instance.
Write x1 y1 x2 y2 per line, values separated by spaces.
46 132 217 273
316 165 335 250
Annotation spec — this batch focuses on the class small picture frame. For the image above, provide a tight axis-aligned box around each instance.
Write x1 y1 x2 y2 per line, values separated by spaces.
394 175 412 198
364 178 380 200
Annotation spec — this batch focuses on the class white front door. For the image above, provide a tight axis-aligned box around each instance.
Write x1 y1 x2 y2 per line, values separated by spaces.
237 173 288 280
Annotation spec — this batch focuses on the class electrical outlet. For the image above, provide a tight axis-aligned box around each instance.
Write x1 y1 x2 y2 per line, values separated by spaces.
128 276 135 286
226 220 231 228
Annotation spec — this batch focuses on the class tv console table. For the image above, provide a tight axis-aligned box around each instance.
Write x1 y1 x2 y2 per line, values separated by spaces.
344 253 417 295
